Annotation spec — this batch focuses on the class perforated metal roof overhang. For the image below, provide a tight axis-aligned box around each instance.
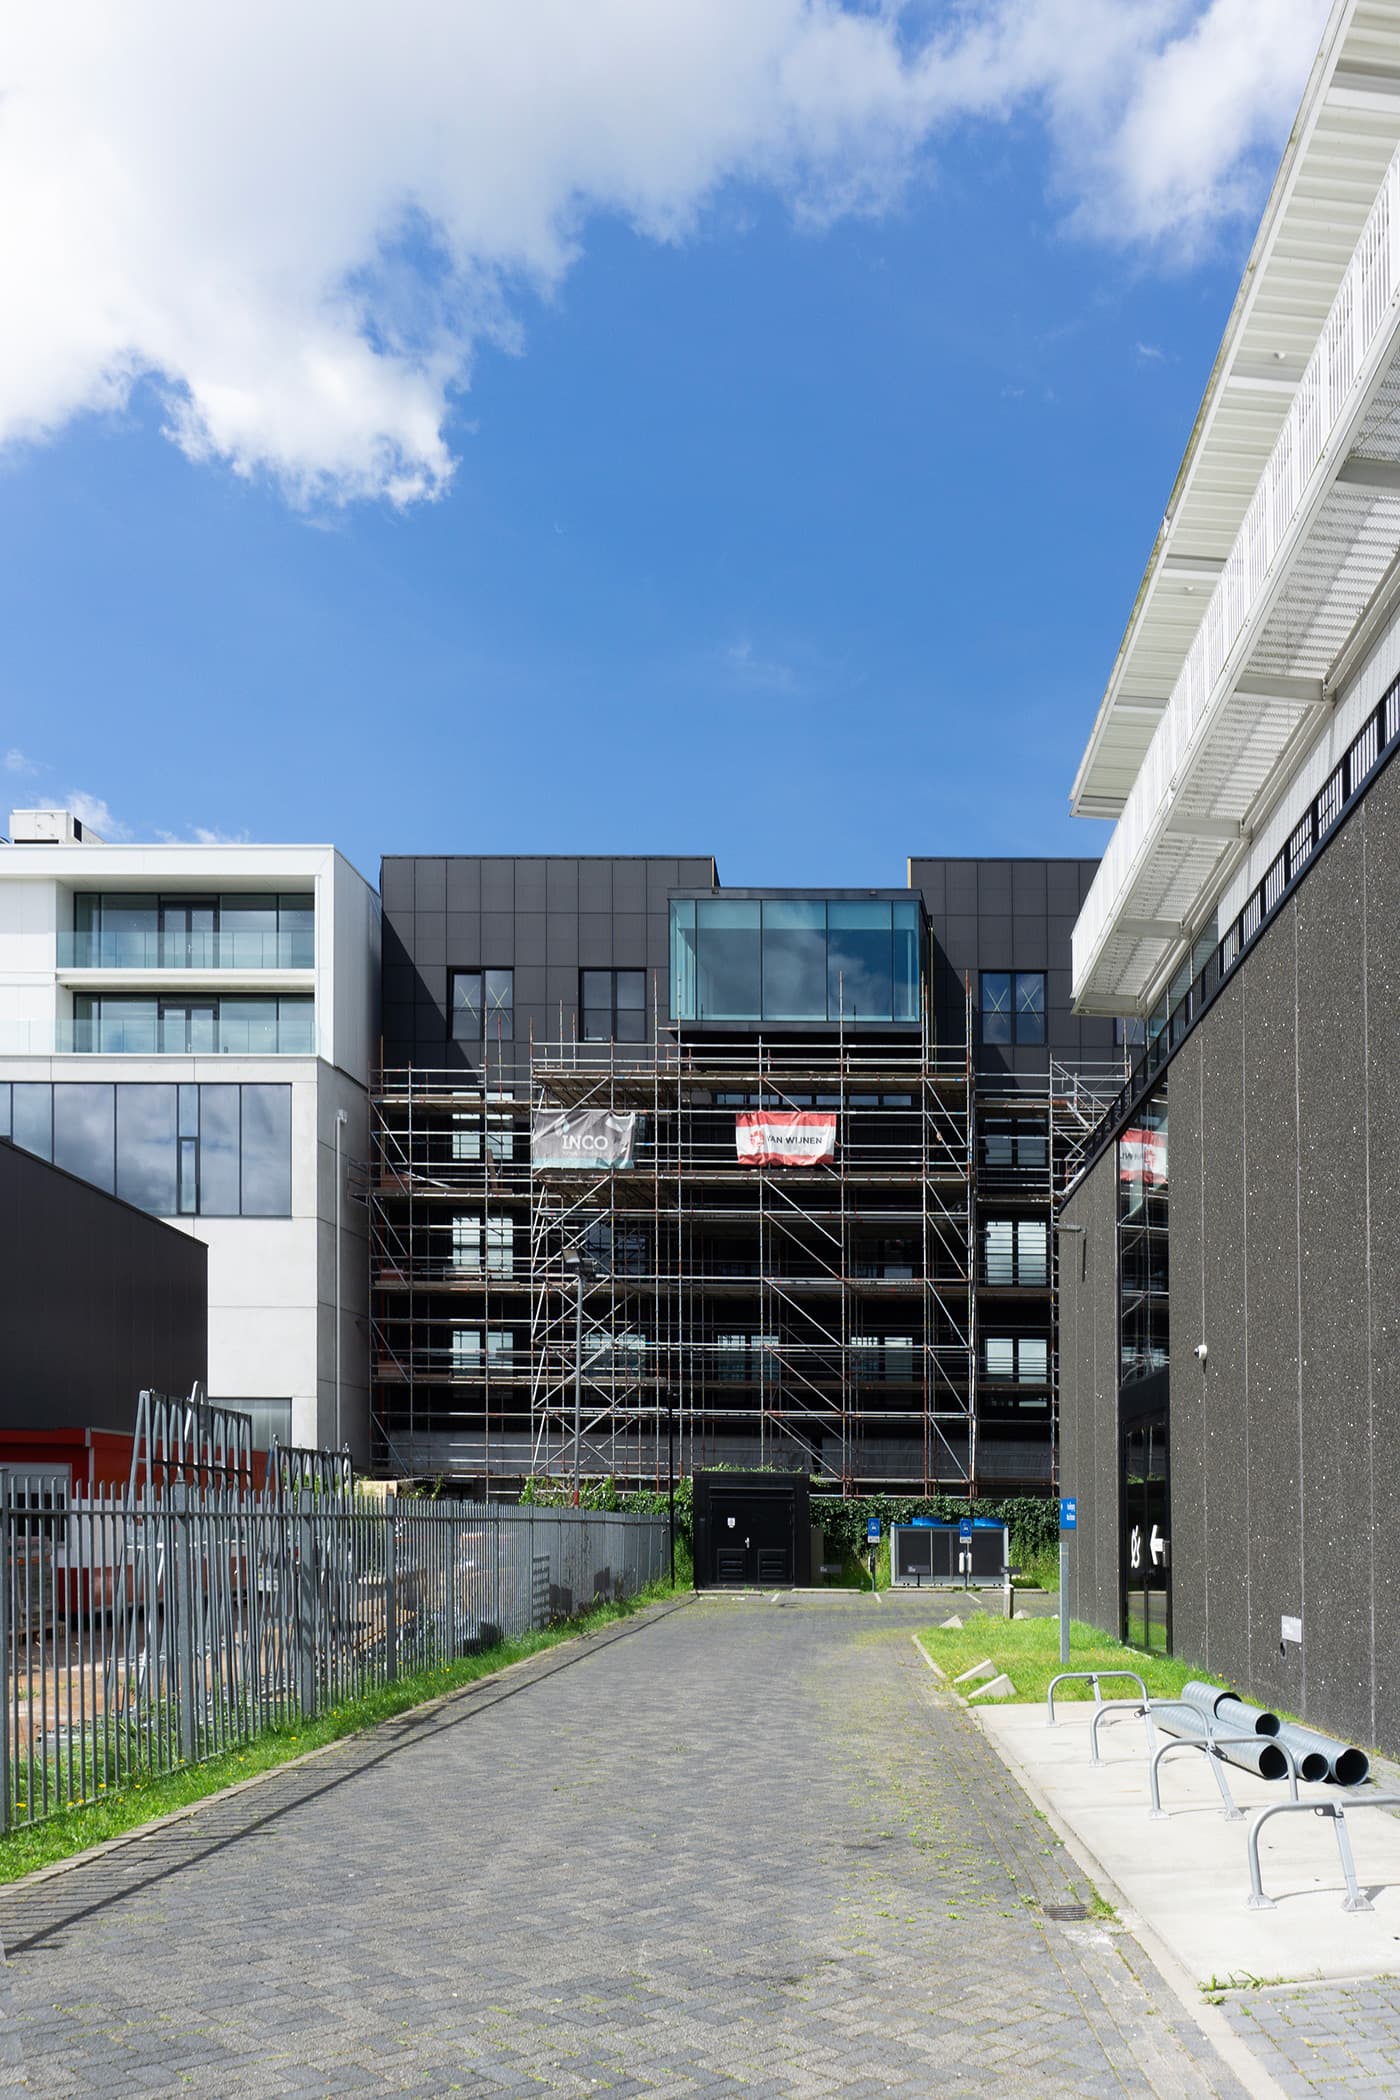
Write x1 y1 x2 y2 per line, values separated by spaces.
1070 0 1400 823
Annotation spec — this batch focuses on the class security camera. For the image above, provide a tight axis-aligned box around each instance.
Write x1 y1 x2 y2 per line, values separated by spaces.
1194 1342 1208 1364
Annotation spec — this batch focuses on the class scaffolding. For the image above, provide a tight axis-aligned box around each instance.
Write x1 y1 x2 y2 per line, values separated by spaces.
368 1010 1125 1495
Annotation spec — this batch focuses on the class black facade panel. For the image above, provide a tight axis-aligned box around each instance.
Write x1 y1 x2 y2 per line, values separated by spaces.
0 1140 207 1434
378 850 1098 1500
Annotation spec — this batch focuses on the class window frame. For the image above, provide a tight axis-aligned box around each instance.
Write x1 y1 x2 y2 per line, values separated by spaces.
580 968 648 1043
980 969 1047 1046
450 967 514 1042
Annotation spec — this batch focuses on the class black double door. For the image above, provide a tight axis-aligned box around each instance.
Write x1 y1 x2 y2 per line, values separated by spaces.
709 1489 794 1586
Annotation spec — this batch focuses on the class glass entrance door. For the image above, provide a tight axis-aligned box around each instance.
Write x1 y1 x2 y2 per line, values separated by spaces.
160 899 216 969
1122 1410 1170 1651
159 1003 217 1053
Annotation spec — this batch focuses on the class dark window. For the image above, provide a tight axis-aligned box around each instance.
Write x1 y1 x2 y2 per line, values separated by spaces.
451 968 513 1041
7 1082 293 1219
981 970 1045 1045
198 1086 243 1213
69 994 312 1054
980 1114 1049 1175
983 1335 1049 1384
52 1083 116 1192
1119 1090 1169 1387
12 1084 52 1160
581 968 648 1042
67 892 313 969
117 1085 179 1213
1115 1016 1147 1048
982 1219 1048 1286
239 1086 293 1215
670 896 921 1024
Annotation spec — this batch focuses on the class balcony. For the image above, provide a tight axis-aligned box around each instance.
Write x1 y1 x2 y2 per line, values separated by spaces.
1074 143 1400 1013
58 929 314 971
0 1005 320 1057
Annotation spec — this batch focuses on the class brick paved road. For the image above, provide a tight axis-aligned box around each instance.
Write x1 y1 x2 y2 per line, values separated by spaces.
0 1594 1265 2096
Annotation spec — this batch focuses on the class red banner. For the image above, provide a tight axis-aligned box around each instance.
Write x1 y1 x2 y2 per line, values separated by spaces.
1120 1127 1166 1186
736 1111 837 1166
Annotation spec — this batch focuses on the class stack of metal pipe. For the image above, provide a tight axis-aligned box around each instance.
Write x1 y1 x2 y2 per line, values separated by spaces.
1172 1681 1369 1786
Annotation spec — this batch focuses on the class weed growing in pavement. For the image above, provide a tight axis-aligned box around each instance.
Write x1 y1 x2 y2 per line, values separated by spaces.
0 1576 687 1885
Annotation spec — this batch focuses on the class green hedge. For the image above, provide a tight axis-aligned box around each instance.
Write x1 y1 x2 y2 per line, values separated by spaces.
811 1493 1058 1568
520 1475 1055 1569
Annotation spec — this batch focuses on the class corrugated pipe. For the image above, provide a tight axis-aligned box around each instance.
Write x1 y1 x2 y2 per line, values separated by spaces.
1157 1699 1290 1782
1180 1681 1282 1739
1273 1719 1369 1787
1179 1679 1368 1785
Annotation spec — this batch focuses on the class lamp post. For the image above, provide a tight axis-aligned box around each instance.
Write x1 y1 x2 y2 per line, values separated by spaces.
334 1107 349 1454
664 1381 676 1588
560 1251 600 1506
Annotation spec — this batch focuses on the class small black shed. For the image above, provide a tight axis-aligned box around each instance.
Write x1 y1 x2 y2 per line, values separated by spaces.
693 1470 811 1587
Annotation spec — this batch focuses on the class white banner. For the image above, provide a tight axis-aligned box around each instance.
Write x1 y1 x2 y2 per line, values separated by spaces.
531 1109 636 1170
735 1111 837 1166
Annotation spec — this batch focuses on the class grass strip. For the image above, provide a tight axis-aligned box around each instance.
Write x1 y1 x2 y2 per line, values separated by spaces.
919 1614 1221 1707
0 1579 686 1885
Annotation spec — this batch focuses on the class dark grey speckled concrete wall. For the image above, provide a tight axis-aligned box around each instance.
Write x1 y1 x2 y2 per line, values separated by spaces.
1059 1154 1119 1634
1061 753 1400 1753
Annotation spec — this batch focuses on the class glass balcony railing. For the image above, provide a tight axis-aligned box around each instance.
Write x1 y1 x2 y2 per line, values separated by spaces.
57 930 314 970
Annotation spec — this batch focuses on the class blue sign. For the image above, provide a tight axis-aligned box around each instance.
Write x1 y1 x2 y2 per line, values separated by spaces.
958 1517 973 1542
1060 1497 1078 1532
911 1515 937 1528
866 1518 881 1544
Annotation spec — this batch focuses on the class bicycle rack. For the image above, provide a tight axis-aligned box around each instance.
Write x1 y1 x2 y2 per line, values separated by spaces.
1088 1694 1246 1768
1148 1733 1301 1822
1247 1794 1400 1913
1046 1669 1149 1727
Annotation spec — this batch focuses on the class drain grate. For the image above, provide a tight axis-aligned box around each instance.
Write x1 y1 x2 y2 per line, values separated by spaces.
1042 1903 1088 1922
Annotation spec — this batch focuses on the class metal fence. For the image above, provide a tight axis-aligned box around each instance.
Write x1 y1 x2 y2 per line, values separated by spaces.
0 1478 669 1832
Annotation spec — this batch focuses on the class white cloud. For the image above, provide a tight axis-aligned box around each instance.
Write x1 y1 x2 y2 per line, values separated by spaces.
64 791 129 840
0 0 1327 506
1136 341 1167 362
4 748 38 775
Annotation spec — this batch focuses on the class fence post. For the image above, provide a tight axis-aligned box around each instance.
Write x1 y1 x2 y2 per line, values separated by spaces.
384 1495 398 1684
0 1473 9 1834
172 1486 199 1765
297 1499 318 1722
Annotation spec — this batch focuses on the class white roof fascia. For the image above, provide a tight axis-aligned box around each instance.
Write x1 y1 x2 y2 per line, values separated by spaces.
1070 0 1400 818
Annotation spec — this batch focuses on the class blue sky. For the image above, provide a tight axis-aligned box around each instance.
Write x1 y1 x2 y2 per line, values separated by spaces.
0 2 1323 889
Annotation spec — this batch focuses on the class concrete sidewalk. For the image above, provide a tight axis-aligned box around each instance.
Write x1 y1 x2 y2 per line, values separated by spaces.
0 1592 1253 2098
975 1697 1400 1988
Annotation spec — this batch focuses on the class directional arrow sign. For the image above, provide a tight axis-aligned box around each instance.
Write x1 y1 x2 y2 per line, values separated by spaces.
1150 1524 1166 1567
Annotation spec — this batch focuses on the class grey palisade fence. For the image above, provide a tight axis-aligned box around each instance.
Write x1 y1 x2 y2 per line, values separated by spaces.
0 1391 667 1832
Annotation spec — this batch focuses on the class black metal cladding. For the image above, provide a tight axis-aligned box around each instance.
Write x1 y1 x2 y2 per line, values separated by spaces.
0 1138 208 1434
373 853 1106 1496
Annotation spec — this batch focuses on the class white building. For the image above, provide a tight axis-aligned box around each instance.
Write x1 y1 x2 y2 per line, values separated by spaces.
0 811 380 1459
1070 0 1400 1022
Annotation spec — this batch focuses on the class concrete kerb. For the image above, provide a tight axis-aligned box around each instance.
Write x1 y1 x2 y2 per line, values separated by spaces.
908 1634 1291 2100
0 1592 694 1897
